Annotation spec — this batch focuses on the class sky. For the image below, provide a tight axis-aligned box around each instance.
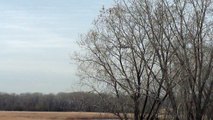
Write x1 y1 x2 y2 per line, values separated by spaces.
0 0 113 94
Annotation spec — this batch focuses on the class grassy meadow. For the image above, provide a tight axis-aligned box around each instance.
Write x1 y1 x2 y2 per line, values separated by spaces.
0 111 119 120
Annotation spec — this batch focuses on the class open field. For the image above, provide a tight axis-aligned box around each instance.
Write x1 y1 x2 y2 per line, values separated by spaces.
0 111 119 120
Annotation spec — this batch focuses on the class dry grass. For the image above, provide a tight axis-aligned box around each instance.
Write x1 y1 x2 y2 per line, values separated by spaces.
0 111 119 120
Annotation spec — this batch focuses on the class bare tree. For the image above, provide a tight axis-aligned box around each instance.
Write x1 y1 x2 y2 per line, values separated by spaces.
124 0 213 120
75 2 169 120
75 0 213 120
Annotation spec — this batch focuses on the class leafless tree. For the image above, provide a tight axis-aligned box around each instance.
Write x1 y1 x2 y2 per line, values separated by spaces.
75 2 169 120
75 0 213 120
123 0 213 120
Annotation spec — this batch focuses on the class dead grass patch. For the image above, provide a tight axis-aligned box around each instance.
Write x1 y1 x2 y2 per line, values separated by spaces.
0 111 119 120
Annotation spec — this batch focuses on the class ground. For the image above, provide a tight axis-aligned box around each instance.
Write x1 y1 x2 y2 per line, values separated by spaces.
0 111 118 120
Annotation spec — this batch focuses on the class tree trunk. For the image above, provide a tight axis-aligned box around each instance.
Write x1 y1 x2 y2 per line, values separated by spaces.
196 110 202 120
134 99 139 120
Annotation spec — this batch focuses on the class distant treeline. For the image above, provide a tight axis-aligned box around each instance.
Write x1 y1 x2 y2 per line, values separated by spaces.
0 92 132 112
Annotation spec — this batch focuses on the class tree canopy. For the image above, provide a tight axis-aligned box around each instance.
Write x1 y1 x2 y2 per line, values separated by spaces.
76 0 213 120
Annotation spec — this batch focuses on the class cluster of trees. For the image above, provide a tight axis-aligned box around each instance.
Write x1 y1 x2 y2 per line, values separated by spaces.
76 0 213 120
0 92 130 112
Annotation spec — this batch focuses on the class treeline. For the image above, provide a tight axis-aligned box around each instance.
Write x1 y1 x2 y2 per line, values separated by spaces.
0 92 131 112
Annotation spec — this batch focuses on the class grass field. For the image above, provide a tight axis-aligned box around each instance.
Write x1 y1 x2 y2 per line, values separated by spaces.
0 111 119 120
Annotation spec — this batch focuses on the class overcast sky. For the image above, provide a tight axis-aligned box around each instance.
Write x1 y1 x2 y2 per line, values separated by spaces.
0 0 113 94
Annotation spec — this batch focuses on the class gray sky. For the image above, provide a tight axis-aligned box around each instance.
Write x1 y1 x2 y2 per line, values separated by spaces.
0 0 113 94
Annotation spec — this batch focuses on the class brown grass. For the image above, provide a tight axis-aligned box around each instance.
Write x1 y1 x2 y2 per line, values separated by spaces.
0 111 119 120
